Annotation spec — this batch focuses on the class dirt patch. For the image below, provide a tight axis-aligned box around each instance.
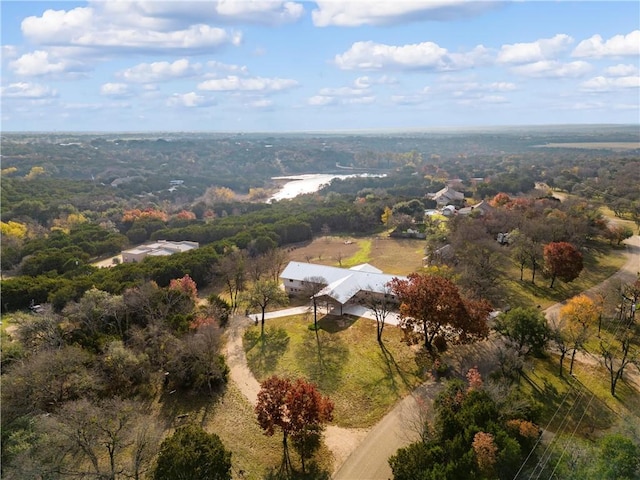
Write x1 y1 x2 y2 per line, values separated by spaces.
324 425 370 474
285 235 425 276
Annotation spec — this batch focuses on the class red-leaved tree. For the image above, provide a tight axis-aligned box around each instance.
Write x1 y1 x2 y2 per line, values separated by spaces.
389 273 492 353
255 376 334 474
543 242 583 288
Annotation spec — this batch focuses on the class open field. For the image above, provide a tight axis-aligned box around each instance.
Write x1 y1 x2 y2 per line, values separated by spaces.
286 235 425 276
534 142 640 151
243 314 423 428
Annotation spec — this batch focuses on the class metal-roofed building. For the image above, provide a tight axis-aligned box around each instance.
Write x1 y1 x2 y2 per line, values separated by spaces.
122 240 199 263
280 261 406 310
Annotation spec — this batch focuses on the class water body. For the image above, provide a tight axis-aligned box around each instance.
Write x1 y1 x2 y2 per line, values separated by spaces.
269 173 383 202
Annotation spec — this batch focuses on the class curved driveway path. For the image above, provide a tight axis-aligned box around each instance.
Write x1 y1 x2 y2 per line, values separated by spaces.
225 236 639 480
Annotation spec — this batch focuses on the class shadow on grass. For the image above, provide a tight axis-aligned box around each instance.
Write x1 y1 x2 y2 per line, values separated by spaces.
264 461 330 480
526 371 615 437
244 327 290 378
316 315 357 333
158 383 227 429
375 342 415 396
298 329 348 393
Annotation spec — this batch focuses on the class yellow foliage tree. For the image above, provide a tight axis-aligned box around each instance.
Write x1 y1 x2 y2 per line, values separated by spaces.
1 221 28 240
559 294 600 375
381 206 393 226
1 167 18 176
25 166 46 180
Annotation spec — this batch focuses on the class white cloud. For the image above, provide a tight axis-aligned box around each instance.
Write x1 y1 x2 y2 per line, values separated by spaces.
10 50 87 77
354 75 398 88
2 45 19 60
344 96 375 105
1 82 58 99
308 95 336 106
246 98 274 108
215 0 304 25
605 64 639 76
312 0 497 27
167 92 214 108
198 75 298 92
580 75 640 92
100 83 131 97
573 30 640 58
318 86 369 97
497 34 573 64
205 60 249 74
119 59 202 83
21 6 242 54
510 60 592 78
335 40 485 71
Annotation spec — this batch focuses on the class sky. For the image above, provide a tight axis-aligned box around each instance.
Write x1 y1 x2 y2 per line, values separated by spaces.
1 1 639 132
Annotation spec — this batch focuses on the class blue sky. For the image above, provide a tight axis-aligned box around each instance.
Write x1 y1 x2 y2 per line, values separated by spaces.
1 1 639 132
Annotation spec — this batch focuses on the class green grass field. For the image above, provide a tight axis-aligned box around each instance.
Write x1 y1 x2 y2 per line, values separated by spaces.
243 314 422 428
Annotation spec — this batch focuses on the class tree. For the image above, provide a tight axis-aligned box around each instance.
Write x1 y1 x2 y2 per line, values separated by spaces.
255 376 334 474
359 283 395 343
29 398 161 480
549 315 572 377
601 332 638 397
473 431 498 476
243 280 289 338
153 424 232 480
494 307 550 357
215 249 247 313
590 433 640 479
603 224 634 246
543 241 583 288
389 273 491 353
302 276 327 330
560 294 599 375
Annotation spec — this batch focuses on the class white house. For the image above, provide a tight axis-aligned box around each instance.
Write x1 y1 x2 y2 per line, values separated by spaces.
428 186 465 206
121 240 199 263
280 261 406 309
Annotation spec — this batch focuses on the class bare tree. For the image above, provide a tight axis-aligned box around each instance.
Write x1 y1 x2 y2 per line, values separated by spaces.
36 397 160 480
359 283 396 343
242 280 289 337
303 276 327 329
601 332 638 397
215 249 247 313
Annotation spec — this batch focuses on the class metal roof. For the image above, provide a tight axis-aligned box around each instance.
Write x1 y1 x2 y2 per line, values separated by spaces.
280 261 405 305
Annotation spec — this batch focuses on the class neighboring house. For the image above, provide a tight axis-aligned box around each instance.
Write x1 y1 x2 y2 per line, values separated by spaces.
458 200 494 216
121 240 199 263
428 186 465 206
441 205 457 217
280 261 406 310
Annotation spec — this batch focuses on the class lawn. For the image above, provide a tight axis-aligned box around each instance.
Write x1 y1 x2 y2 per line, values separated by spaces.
518 355 640 441
243 313 423 428
499 239 628 310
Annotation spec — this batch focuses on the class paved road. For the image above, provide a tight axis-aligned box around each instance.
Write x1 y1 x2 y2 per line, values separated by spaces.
332 382 442 480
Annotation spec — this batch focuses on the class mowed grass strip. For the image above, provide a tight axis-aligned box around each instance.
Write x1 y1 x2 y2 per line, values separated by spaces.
244 314 422 428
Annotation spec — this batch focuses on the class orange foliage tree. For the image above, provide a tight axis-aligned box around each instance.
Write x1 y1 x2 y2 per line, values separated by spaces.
543 241 583 288
389 273 492 353
255 376 334 474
